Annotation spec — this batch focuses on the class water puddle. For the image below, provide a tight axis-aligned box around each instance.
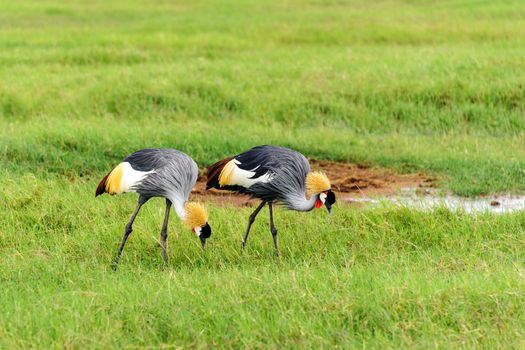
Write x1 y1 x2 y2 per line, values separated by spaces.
342 188 525 214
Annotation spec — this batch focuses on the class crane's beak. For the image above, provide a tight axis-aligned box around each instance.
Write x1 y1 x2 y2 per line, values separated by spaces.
325 201 332 214
200 236 207 250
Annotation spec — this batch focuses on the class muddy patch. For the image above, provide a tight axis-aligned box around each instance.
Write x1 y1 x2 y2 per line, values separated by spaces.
193 159 437 207
192 180 255 207
309 160 433 197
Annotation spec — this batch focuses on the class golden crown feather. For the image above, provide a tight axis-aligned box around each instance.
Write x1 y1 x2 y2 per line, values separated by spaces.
306 171 331 195
183 202 208 228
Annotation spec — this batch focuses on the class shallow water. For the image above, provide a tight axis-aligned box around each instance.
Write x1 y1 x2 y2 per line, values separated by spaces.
344 188 525 214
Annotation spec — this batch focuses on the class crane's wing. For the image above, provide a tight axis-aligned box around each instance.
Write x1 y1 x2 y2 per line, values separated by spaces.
124 148 171 171
126 149 198 200
96 149 160 196
96 148 197 197
206 145 309 191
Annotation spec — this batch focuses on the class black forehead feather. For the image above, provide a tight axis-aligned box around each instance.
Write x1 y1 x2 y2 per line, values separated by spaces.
201 223 212 239
326 190 336 204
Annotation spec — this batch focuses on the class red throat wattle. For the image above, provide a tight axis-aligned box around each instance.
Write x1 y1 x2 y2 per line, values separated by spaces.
315 198 323 209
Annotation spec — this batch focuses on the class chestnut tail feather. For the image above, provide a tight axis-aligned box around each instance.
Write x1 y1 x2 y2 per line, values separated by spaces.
206 157 233 189
95 171 111 197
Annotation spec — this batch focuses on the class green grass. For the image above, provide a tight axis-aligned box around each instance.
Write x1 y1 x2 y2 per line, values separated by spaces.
2 176 525 348
1 0 525 195
2 0 525 348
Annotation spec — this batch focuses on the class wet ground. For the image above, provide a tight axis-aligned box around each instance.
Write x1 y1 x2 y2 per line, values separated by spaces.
340 188 525 214
193 160 525 214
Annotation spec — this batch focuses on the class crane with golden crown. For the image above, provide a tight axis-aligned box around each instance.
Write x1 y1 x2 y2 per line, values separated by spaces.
96 148 211 268
206 145 335 256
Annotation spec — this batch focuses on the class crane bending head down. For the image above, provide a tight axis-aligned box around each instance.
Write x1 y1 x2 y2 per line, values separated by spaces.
96 148 212 268
206 145 337 257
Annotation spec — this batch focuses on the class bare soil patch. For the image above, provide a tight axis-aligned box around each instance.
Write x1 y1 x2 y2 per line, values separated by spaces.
193 160 438 206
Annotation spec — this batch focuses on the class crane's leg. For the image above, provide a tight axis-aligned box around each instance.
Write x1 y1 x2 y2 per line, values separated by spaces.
268 202 280 257
242 201 266 249
160 199 172 270
113 196 148 269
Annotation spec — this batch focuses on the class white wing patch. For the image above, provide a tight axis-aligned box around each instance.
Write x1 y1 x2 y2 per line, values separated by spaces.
119 162 154 194
225 160 273 188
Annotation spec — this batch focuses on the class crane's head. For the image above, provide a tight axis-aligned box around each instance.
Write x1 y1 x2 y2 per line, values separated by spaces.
306 171 336 213
183 202 212 249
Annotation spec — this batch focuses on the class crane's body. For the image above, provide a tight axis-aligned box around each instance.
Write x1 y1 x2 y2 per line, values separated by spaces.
207 145 317 211
98 149 198 219
96 148 211 268
207 145 335 256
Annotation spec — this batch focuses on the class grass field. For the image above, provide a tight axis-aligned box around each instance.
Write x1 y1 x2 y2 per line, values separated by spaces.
1 0 525 348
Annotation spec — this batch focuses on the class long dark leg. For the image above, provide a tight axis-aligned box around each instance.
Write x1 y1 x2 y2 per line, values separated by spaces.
242 201 266 249
160 199 172 270
113 196 148 268
268 202 280 257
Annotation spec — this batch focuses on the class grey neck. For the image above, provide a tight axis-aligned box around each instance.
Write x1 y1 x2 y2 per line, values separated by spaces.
169 194 187 220
286 194 317 212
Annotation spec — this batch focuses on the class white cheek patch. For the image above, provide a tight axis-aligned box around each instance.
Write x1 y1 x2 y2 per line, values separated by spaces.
320 192 327 203
194 227 202 236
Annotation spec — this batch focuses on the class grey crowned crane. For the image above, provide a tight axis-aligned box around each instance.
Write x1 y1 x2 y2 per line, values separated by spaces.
206 145 335 256
96 148 211 268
